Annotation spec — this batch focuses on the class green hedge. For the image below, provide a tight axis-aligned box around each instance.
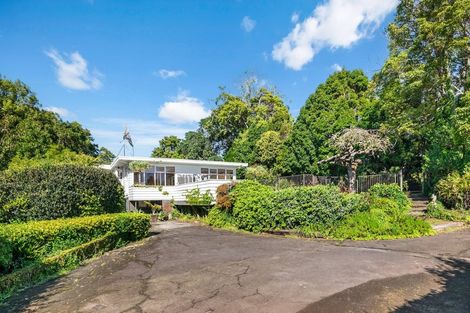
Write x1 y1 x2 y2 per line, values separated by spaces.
0 164 125 222
0 213 149 274
228 181 366 232
208 180 432 240
0 213 149 300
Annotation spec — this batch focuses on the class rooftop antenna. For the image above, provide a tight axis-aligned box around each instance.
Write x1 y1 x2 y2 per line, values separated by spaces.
117 126 134 156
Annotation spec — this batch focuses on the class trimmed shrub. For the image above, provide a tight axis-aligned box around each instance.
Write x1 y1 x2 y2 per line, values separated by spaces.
270 185 360 230
0 213 149 301
0 164 125 222
231 180 275 232
368 183 411 211
436 169 470 210
0 213 149 274
229 181 366 233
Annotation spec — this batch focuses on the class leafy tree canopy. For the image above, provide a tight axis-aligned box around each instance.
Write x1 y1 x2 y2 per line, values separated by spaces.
281 69 373 175
0 78 99 170
203 78 293 170
374 0 470 189
151 135 183 159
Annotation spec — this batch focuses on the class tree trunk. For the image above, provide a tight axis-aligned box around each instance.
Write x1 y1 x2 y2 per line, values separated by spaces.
347 162 358 193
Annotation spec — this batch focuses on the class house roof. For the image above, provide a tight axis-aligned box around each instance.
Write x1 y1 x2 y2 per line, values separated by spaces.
106 156 248 170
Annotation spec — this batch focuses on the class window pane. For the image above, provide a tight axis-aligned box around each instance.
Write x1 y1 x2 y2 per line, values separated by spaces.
217 169 226 179
144 167 155 186
226 169 233 179
227 169 233 174
134 172 141 184
201 168 209 174
209 168 217 180
156 173 165 185
166 173 175 186
156 166 165 172
145 173 155 186
166 166 175 173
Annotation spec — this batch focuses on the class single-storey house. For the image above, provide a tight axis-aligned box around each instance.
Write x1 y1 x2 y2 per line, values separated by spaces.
102 156 248 211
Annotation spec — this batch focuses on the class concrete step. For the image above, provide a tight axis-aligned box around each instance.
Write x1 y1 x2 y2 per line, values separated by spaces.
432 221 465 232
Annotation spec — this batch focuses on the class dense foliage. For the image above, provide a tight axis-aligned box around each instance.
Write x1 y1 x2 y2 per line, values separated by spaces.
436 168 470 210
281 70 374 175
0 165 125 222
0 213 149 300
373 0 470 190
207 181 431 239
426 200 470 222
222 180 364 233
0 78 100 170
151 131 221 160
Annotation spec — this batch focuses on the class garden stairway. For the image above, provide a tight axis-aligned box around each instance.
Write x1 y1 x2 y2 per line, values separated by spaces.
408 191 428 217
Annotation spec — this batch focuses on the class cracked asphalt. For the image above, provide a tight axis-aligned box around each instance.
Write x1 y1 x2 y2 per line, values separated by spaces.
3 223 470 313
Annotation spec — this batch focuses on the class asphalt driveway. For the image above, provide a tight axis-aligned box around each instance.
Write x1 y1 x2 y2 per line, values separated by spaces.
3 223 470 313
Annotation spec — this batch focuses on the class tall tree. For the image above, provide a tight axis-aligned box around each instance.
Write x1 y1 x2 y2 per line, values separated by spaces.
282 70 373 175
0 78 98 170
178 130 221 160
223 88 292 167
151 135 183 158
374 0 470 189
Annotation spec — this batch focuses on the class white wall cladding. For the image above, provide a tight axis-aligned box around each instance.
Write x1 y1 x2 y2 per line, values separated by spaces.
127 180 232 204
108 156 247 205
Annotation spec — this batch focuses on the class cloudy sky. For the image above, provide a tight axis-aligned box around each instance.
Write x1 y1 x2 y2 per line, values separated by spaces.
0 0 398 156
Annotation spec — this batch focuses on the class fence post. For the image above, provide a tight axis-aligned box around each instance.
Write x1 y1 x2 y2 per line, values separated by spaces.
302 174 305 186
399 168 403 191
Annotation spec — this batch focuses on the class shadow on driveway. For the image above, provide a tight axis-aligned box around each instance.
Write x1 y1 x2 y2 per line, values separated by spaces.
394 258 470 313
298 258 470 313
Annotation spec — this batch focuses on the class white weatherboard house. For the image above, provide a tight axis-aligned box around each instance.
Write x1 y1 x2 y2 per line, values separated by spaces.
104 156 248 211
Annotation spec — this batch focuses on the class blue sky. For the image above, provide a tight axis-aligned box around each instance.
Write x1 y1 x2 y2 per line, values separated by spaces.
0 0 398 156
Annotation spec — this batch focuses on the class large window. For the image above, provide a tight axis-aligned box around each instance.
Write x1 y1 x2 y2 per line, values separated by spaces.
201 168 235 180
156 166 165 186
133 165 176 186
145 167 155 186
166 166 175 186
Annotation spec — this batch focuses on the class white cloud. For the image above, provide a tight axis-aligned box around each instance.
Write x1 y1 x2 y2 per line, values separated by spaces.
291 12 300 23
158 91 211 124
44 106 70 118
157 69 186 79
272 0 398 70
45 49 102 90
241 16 256 32
332 63 343 72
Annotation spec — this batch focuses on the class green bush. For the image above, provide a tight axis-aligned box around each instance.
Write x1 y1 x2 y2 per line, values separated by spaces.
368 183 411 211
332 210 433 240
426 201 470 222
231 180 274 232
0 213 149 274
436 169 470 210
229 181 365 233
270 185 362 230
0 164 125 223
207 207 236 229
